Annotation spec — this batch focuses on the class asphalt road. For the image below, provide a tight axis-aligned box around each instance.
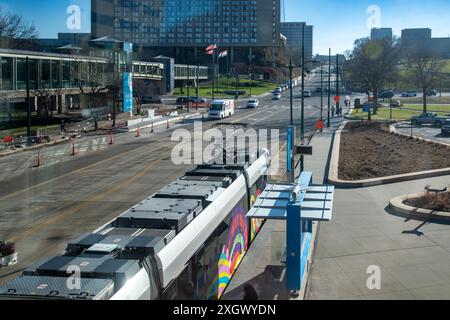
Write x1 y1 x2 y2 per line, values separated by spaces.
0 76 355 285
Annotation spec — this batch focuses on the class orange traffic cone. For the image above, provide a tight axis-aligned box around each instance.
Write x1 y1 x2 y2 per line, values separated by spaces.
136 127 141 137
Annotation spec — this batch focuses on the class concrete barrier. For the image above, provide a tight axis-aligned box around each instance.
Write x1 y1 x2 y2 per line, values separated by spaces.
389 192 450 222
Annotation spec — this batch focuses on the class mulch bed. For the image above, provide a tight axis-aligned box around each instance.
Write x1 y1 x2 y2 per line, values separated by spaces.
338 121 450 181
404 192 450 213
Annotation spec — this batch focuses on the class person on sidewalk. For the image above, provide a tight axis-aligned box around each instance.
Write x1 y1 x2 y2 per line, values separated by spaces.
331 105 336 118
60 120 66 135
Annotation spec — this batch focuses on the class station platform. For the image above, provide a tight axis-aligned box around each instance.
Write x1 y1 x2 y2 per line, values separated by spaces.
222 127 335 300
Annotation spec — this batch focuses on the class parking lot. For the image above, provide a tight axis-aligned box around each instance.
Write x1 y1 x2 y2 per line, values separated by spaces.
394 122 450 145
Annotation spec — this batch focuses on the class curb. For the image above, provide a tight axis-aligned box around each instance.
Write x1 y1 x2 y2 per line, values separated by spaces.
327 122 450 188
389 192 450 222
390 123 450 147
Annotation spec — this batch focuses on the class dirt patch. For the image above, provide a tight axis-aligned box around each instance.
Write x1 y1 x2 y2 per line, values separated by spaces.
338 121 450 180
404 192 450 212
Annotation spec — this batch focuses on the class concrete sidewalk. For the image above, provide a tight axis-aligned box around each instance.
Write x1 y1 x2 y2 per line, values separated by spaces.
307 173 450 300
306 130 450 300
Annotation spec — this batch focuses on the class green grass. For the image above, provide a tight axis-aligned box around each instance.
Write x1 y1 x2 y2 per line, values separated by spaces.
402 104 450 114
173 77 278 99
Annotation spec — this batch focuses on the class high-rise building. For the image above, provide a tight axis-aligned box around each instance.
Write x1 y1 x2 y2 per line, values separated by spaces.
370 28 393 41
91 0 281 63
280 22 313 66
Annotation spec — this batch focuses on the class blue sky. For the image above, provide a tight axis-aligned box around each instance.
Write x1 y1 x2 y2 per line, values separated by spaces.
1 0 449 55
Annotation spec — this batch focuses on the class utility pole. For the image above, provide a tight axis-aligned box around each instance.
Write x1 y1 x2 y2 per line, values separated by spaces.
327 48 331 127
211 50 215 101
249 65 252 97
26 57 32 144
336 54 340 115
289 59 293 126
320 67 323 122
300 24 306 173
196 63 200 105
187 65 190 113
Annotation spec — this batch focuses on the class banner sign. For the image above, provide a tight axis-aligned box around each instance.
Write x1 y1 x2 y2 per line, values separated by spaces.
123 72 133 113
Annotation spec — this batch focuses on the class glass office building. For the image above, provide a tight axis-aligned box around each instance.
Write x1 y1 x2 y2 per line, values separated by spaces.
92 0 281 62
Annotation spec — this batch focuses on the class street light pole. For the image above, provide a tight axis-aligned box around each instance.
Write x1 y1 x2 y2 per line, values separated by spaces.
289 59 293 126
300 24 306 173
320 67 323 122
327 48 331 127
26 57 32 144
187 65 190 113
196 63 200 105
336 54 340 115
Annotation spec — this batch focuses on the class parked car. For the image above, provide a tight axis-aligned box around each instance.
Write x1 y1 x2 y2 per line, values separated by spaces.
411 112 449 127
427 89 438 97
303 90 312 97
247 99 260 108
272 93 282 100
401 91 417 97
441 120 450 135
315 87 322 93
378 90 395 99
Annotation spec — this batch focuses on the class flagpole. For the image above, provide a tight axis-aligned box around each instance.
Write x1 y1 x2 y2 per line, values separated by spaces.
212 48 215 101
216 48 219 94
226 51 229 94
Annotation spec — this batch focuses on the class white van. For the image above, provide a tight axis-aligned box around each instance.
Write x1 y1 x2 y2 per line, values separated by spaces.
208 100 236 119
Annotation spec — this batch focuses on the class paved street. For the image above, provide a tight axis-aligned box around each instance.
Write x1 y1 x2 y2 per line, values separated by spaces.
0 75 355 285
394 122 450 145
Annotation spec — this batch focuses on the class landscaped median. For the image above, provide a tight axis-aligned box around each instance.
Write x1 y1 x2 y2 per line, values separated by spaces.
389 191 450 222
348 104 450 121
328 121 450 187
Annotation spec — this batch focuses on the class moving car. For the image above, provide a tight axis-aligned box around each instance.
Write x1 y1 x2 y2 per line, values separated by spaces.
303 90 312 97
401 91 417 97
378 90 395 99
272 93 282 100
411 112 449 127
273 87 282 94
247 99 260 108
427 89 438 97
441 120 450 135
208 100 235 119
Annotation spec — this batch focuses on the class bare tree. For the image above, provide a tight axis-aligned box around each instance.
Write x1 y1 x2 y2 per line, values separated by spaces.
0 8 38 49
405 48 444 114
73 61 112 110
347 37 402 114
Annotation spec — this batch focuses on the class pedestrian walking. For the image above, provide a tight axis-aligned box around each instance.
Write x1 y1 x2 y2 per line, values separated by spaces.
331 105 336 118
60 120 66 135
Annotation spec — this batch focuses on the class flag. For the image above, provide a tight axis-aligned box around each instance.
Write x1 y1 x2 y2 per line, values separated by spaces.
218 50 228 58
206 50 215 55
205 44 217 52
